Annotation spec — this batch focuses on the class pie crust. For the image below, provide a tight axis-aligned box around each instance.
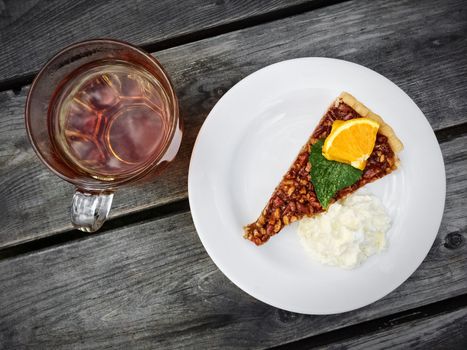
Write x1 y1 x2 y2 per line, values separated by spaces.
338 92 403 154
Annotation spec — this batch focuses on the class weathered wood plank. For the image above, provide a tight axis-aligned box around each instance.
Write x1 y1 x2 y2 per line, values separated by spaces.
1 0 467 247
0 0 316 85
315 307 467 350
0 133 465 349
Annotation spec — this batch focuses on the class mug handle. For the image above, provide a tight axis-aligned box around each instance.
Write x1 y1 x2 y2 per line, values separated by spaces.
71 189 114 232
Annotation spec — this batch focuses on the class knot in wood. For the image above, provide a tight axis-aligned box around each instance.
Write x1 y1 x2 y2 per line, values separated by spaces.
444 232 464 250
216 87 225 97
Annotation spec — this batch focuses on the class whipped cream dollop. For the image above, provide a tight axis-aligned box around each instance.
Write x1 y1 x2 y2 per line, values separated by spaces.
298 191 390 269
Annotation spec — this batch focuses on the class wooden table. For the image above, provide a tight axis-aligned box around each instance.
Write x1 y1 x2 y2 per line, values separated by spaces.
0 0 466 348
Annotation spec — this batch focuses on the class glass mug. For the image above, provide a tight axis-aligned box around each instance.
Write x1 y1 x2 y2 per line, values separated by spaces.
25 39 182 232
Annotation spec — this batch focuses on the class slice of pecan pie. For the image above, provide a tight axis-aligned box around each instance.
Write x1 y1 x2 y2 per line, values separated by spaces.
244 92 403 245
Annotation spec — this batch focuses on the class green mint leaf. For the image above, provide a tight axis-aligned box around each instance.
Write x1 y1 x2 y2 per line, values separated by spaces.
309 139 362 209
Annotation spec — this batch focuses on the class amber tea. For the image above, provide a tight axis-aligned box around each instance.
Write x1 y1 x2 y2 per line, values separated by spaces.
26 39 181 232
48 59 172 180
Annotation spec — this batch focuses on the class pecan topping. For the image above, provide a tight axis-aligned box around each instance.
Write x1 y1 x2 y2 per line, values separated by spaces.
243 101 398 245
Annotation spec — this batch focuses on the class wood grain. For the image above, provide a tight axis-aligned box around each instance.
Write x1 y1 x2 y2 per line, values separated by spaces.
1 0 467 248
0 0 316 85
0 134 466 349
315 307 467 350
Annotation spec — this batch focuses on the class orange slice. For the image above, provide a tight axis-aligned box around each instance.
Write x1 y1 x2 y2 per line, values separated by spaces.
322 118 380 170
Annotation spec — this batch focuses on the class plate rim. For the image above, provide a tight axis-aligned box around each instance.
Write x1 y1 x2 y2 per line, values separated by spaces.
188 57 446 314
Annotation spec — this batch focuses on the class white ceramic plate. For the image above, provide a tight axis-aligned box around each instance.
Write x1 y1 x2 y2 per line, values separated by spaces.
188 58 446 314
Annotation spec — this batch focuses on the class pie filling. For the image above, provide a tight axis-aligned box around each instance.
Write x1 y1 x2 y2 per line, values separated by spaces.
244 98 399 246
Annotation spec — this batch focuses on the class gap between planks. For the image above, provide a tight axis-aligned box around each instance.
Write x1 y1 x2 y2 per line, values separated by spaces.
435 122 467 144
268 293 467 350
0 0 349 93
0 199 190 261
